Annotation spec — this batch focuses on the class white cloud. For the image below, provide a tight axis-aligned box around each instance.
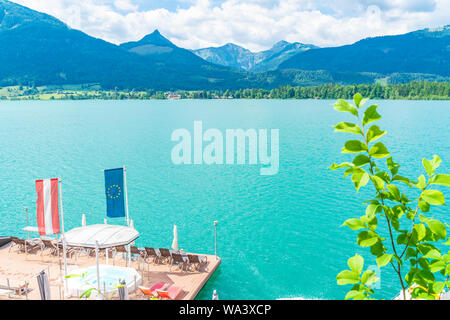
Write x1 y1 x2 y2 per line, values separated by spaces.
113 0 138 12
11 0 450 51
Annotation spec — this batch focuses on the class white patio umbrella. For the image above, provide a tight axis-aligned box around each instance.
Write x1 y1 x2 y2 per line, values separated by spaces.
63 224 139 297
171 224 178 252
81 214 86 227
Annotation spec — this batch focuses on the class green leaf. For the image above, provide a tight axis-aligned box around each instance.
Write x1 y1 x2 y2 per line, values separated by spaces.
392 175 411 187
334 122 363 135
357 231 379 247
422 190 446 206
424 219 447 239
370 241 385 256
365 204 381 217
329 162 354 171
334 99 358 116
414 224 426 241
345 290 366 300
361 270 377 285
376 254 393 267
417 269 435 283
424 249 442 260
405 248 417 259
353 155 370 167
387 185 401 201
365 215 378 231
337 270 360 285
348 254 364 275
352 172 370 191
386 157 400 176
430 155 442 171
375 171 391 184
342 140 368 153
414 175 426 189
370 175 385 191
423 158 433 176
80 288 94 299
418 200 430 213
353 93 363 108
368 142 390 158
363 105 381 126
366 125 386 143
430 174 450 187
342 218 366 230
397 232 409 245
432 282 445 294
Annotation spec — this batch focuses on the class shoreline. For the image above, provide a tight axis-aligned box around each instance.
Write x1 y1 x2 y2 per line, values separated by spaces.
1 81 449 101
1 97 450 101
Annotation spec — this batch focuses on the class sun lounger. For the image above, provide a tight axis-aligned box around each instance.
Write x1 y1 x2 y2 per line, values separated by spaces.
0 281 30 296
156 284 183 300
55 243 75 259
158 248 171 264
9 237 39 254
130 246 144 259
138 282 168 298
111 245 128 263
144 247 160 264
40 239 58 256
187 254 208 271
171 253 188 271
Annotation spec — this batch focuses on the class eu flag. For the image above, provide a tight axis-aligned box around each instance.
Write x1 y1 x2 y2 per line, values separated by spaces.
104 168 125 218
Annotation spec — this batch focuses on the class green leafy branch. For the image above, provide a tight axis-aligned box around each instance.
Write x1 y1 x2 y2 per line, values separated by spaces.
331 93 450 300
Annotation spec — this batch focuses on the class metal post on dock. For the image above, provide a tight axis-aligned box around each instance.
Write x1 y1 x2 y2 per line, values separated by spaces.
214 221 218 260
95 241 101 298
6 278 11 299
25 207 29 240
59 259 63 300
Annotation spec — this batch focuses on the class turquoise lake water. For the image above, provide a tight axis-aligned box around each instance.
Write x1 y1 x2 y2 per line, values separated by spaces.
0 99 449 300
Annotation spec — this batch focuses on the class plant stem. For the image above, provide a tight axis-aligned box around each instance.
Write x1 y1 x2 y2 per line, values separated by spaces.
359 118 406 299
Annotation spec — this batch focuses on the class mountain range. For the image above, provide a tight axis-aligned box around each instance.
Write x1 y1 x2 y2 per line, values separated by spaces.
192 41 317 72
0 0 449 90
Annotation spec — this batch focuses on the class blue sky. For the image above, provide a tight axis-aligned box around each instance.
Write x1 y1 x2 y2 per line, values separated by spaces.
12 0 450 51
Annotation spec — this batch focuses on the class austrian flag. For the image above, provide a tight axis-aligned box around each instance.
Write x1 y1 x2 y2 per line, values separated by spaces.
36 178 61 235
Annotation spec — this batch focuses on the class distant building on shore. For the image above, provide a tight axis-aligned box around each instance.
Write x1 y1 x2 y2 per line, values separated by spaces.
167 92 181 100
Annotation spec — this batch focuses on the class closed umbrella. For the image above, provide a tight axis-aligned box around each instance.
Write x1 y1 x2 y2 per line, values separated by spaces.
171 224 178 252
37 270 51 300
118 279 128 300
82 214 86 227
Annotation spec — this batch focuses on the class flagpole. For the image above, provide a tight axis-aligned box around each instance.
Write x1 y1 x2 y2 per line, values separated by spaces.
123 166 131 266
59 177 68 293
123 166 130 227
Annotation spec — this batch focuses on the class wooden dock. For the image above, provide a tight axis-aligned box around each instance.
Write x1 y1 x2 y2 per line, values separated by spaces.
0 240 220 300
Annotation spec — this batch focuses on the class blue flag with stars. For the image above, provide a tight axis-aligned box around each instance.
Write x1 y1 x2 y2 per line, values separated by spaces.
104 168 125 218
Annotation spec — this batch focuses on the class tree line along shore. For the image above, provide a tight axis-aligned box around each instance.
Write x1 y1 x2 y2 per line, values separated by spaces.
1 81 449 101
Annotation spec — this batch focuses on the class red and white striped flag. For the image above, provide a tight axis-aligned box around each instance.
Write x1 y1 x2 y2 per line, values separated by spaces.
36 178 61 236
